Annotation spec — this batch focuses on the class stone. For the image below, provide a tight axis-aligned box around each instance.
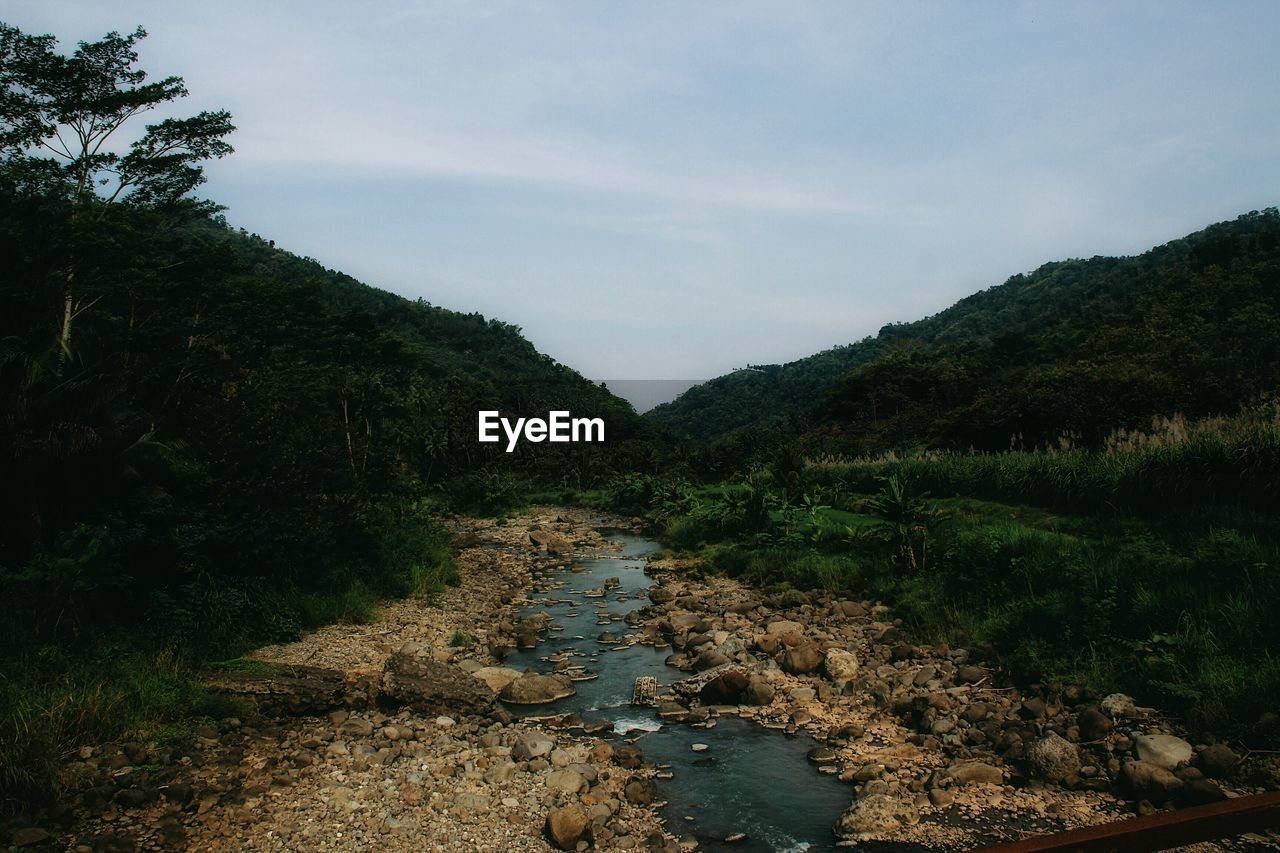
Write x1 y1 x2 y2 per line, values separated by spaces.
614 744 644 769
945 762 1004 786
807 747 838 765
499 672 576 705
834 794 919 841
11 828 51 847
1180 778 1228 806
1100 693 1137 718
546 804 589 850
471 666 521 694
693 650 730 672
513 732 556 761
928 789 954 807
767 620 804 638
1134 734 1193 770
546 769 587 794
1123 760 1183 802
744 676 775 706
649 587 676 604
201 663 347 716
1196 743 1240 778
780 641 824 675
379 643 497 716
1077 706 1113 740
823 649 860 686
1026 732 1081 783
625 778 657 805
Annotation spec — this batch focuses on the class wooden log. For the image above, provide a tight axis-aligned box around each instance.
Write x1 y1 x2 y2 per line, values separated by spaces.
974 791 1280 852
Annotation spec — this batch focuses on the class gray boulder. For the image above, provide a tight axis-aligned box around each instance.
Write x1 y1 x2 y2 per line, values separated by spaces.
379 643 496 716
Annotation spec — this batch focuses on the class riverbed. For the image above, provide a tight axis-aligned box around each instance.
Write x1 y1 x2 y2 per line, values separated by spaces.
501 529 878 852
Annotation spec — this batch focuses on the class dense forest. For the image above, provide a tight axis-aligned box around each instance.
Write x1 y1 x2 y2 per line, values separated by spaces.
650 211 1280 460
0 23 660 803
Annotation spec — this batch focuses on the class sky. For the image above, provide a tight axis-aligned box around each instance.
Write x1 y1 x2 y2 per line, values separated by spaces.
6 1 1280 396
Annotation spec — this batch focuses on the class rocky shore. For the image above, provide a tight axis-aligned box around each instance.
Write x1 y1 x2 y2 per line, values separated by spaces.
30 509 670 852
20 506 1278 851
629 559 1280 849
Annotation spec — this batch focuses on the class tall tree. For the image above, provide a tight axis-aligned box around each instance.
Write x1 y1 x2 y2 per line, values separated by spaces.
0 22 234 364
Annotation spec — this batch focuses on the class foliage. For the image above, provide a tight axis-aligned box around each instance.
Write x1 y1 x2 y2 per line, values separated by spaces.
651 209 1280 459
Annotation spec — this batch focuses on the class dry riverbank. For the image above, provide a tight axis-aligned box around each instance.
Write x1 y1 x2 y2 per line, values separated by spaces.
37 506 1279 851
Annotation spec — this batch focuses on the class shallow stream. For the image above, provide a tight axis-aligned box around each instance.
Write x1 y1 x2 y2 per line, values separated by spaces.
500 529 910 852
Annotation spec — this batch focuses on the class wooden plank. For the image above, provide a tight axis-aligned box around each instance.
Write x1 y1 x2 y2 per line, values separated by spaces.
973 791 1280 852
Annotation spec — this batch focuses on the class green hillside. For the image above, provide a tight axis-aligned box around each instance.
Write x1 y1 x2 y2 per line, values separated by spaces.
649 210 1280 452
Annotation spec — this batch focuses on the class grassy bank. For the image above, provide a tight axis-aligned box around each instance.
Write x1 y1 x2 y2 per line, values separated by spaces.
616 409 1280 741
0 510 456 811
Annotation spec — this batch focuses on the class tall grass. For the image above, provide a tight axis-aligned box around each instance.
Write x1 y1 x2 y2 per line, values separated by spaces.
806 405 1280 516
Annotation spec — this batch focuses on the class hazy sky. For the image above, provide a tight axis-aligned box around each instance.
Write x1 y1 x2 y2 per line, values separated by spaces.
8 1 1280 381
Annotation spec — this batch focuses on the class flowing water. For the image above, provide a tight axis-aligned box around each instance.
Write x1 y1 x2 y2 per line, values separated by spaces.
499 529 909 852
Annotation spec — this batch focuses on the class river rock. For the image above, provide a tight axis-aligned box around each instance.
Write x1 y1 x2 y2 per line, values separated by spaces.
767 620 804 639
945 762 1004 786
1026 732 1080 782
471 666 521 694
694 650 731 672
500 672 576 705
513 732 556 761
1077 706 1113 740
834 794 919 841
10 828 51 847
700 668 748 703
546 769 587 794
744 676 775 706
649 587 676 604
379 643 496 716
1101 693 1138 718
1196 743 1240 778
1134 734 1193 770
625 778 658 805
614 744 644 769
1123 760 1183 802
823 649 860 686
546 804 589 849
781 642 823 675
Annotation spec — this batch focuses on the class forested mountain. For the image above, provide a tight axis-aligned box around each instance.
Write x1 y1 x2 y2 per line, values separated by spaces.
0 22 656 743
649 210 1280 454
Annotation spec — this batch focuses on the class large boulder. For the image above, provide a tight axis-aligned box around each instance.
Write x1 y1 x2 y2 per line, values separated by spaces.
700 669 749 703
744 675 776 706
499 671 576 705
471 666 521 694
767 620 804 639
546 769 587 795
378 643 496 716
1077 706 1113 740
529 529 573 555
694 650 731 672
546 804 589 850
1134 734 1193 770
781 642 824 675
834 794 919 841
201 663 347 716
823 649 860 686
1196 743 1240 778
513 731 556 761
1123 760 1183 802
944 762 1004 786
1026 732 1080 782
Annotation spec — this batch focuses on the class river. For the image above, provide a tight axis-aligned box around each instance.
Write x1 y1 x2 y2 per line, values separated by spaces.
499 528 899 852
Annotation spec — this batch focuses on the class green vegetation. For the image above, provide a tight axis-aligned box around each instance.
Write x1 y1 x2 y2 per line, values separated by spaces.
0 23 659 808
650 209 1280 454
626 409 1280 740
